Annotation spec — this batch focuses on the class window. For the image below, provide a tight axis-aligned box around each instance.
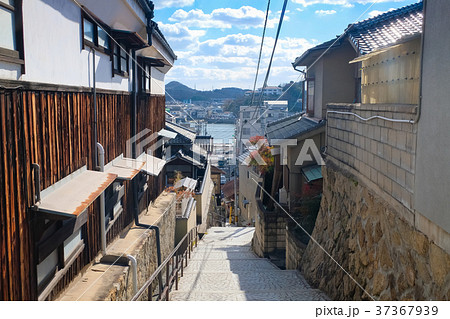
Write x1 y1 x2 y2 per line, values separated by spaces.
82 14 110 53
307 79 315 115
0 0 24 68
138 57 150 93
242 128 251 136
113 41 129 76
243 111 250 119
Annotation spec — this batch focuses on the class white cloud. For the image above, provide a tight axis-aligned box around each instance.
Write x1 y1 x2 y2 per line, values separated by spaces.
368 8 395 18
165 32 316 89
168 6 281 29
157 22 205 50
292 0 354 7
315 9 337 16
292 0 408 7
153 0 194 9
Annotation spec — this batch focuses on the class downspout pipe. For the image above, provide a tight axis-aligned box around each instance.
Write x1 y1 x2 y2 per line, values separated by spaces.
127 255 138 296
97 142 107 256
132 180 163 295
92 48 98 170
414 0 426 124
131 49 137 159
293 65 306 113
129 44 163 294
132 186 161 267
32 163 41 205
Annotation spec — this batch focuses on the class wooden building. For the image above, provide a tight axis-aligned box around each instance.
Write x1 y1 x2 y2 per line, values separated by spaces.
0 0 176 300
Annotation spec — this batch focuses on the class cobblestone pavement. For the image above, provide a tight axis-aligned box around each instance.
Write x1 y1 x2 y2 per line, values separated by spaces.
170 227 329 301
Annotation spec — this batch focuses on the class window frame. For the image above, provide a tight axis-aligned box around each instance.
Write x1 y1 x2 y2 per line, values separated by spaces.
112 40 129 77
137 56 151 93
306 78 315 116
81 11 111 55
0 0 25 71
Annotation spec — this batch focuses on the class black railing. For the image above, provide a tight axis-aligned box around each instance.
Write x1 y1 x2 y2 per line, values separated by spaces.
131 227 198 301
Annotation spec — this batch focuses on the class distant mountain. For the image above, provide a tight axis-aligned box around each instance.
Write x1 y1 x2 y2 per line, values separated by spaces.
166 81 247 102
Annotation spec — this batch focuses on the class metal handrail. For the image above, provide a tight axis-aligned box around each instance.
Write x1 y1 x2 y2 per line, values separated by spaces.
131 226 198 301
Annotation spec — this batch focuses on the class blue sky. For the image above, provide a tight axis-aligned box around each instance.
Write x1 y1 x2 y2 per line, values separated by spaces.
152 0 420 90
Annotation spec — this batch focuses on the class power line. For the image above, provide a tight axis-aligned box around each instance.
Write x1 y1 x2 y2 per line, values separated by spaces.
252 0 289 120
250 0 271 107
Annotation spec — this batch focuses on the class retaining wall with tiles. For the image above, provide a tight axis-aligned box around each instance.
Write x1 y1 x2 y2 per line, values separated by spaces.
326 103 417 211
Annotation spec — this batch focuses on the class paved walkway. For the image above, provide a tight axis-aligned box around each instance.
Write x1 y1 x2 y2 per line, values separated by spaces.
170 227 328 301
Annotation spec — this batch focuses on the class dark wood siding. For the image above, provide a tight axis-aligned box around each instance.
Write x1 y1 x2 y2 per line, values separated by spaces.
0 87 165 300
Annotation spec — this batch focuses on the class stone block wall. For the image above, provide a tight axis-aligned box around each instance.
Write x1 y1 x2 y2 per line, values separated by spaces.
327 103 417 210
252 199 286 258
286 227 307 270
106 193 177 300
299 163 449 300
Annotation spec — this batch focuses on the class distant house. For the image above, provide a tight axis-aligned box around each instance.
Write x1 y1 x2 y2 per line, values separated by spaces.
265 114 325 212
258 86 282 96
164 121 215 234
0 0 175 300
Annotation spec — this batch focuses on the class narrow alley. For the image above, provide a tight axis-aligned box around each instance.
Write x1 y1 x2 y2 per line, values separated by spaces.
170 227 328 301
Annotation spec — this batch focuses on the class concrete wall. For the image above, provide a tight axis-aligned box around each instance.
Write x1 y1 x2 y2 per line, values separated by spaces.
195 162 214 231
298 163 449 300
238 163 262 224
175 199 197 245
414 0 450 237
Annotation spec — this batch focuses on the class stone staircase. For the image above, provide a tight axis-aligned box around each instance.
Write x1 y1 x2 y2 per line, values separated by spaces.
170 227 328 301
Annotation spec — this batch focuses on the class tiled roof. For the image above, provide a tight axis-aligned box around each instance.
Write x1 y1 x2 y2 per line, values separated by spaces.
293 1 423 67
347 1 423 55
222 178 238 199
265 113 325 141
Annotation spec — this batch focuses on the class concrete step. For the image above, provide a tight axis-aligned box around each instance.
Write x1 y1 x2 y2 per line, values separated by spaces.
171 226 329 301
189 251 261 260
170 289 328 301
175 271 311 291
181 259 279 273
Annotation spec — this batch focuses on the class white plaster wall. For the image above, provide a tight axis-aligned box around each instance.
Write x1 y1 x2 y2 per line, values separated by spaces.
150 67 165 95
0 61 21 81
17 0 130 91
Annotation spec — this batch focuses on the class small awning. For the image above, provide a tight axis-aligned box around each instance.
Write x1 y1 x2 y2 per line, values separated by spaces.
137 153 167 176
174 177 197 190
158 128 177 139
112 29 148 49
104 156 146 181
35 168 117 218
301 165 323 183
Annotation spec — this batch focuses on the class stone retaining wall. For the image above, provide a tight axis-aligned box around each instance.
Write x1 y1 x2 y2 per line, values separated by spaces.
252 199 286 258
298 163 449 300
286 227 307 270
106 193 177 300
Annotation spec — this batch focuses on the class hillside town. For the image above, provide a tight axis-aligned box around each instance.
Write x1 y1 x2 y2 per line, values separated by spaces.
0 0 448 307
